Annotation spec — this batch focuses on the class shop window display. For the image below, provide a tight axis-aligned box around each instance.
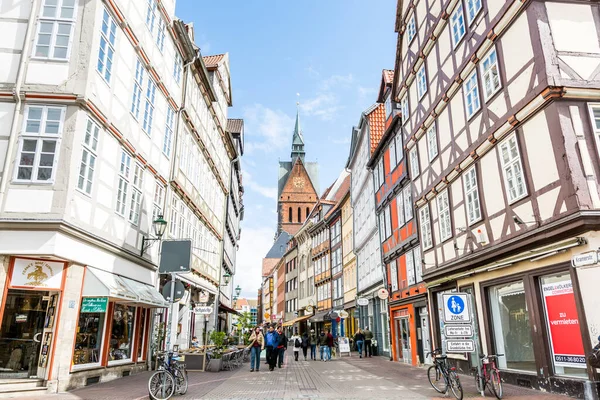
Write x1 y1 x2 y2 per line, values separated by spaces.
73 312 105 366
109 304 135 362
489 280 535 372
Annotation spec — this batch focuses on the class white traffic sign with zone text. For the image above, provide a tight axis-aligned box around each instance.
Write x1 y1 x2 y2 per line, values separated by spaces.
442 293 472 323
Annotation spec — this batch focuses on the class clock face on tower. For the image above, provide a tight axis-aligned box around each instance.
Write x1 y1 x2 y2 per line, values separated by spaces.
293 177 305 188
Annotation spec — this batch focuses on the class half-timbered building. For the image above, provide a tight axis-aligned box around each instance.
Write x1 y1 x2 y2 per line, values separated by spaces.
394 0 600 395
368 70 430 366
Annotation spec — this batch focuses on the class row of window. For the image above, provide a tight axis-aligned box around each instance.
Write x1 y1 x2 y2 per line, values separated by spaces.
316 281 331 302
330 219 342 246
285 298 298 313
288 206 310 224
286 277 298 293
389 246 423 292
331 247 342 276
286 258 297 274
311 228 330 248
314 254 330 276
374 126 403 190
418 133 526 249
378 185 413 241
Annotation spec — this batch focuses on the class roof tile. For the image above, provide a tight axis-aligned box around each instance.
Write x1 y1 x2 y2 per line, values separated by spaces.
227 118 244 134
383 69 394 85
202 54 225 69
367 103 386 155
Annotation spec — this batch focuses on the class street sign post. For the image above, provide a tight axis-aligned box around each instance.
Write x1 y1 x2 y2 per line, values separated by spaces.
159 239 192 274
194 306 213 314
357 298 369 306
571 251 599 268
162 280 185 302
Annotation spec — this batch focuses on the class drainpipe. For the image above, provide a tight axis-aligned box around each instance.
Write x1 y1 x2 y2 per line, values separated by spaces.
0 0 40 207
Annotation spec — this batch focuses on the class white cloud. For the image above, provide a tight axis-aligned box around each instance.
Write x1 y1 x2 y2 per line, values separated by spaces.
358 86 377 100
306 65 320 78
244 170 277 200
233 226 276 298
243 104 294 154
329 136 351 145
320 73 354 91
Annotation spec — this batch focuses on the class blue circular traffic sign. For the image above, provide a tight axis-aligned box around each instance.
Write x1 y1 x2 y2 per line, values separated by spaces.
447 296 465 315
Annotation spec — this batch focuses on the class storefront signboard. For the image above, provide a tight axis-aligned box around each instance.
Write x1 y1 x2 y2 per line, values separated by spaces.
447 339 475 353
442 293 471 323
338 337 351 354
377 288 389 300
444 325 473 338
571 251 599 268
541 280 586 368
81 297 108 313
339 310 349 318
11 258 64 289
357 298 369 306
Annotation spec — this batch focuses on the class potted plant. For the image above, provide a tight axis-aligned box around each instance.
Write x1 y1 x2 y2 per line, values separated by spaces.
207 331 226 372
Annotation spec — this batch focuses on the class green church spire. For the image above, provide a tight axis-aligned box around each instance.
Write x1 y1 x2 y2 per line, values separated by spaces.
291 102 305 162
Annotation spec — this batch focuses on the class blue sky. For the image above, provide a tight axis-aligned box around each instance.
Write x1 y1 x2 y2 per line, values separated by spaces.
176 0 397 298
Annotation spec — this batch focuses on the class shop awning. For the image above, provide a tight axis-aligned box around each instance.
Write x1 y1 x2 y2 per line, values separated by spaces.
83 267 168 308
282 314 311 327
177 271 218 295
308 310 328 323
218 303 241 316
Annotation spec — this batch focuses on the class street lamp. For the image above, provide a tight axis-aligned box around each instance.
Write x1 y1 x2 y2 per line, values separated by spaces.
221 273 231 286
140 215 168 255
235 285 241 298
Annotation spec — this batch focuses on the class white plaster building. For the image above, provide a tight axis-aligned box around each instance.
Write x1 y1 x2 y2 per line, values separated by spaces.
0 0 241 393
346 103 389 356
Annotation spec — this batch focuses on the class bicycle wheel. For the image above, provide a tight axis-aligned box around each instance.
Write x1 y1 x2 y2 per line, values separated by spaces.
449 371 464 400
427 365 447 393
148 370 175 400
490 369 503 399
174 367 188 395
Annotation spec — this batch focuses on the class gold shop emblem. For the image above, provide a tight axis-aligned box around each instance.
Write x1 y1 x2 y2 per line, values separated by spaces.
22 261 54 286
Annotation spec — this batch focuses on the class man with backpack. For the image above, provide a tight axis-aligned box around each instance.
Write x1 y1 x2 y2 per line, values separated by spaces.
301 332 309 360
265 324 280 371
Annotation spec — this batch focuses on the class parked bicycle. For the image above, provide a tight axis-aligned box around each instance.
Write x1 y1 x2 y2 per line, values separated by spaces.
148 351 188 400
475 354 504 399
426 348 463 400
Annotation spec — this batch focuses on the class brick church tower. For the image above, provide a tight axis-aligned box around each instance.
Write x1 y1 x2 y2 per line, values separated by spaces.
277 107 319 235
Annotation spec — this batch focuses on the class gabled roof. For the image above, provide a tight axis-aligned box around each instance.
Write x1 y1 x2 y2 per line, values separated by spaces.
227 119 243 134
265 231 292 259
367 103 386 155
203 54 225 69
378 69 395 102
278 159 319 199
324 174 351 220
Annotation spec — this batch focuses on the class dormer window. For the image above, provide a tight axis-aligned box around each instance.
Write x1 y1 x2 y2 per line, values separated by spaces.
384 92 392 118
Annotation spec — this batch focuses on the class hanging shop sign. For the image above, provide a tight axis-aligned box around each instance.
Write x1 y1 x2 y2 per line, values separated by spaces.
442 293 471 323
11 258 64 289
339 310 349 319
306 305 314 313
81 297 108 313
194 306 213 315
357 298 369 306
377 288 389 300
541 280 586 368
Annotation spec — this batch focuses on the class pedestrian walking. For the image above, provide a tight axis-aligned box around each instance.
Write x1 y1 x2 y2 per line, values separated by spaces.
265 325 280 371
319 331 327 361
309 329 318 360
363 327 373 358
276 326 288 368
354 329 365 358
291 332 302 361
301 332 309 360
325 329 334 361
248 327 264 372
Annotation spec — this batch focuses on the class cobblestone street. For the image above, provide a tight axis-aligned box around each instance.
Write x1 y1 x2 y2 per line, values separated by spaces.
17 354 574 400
